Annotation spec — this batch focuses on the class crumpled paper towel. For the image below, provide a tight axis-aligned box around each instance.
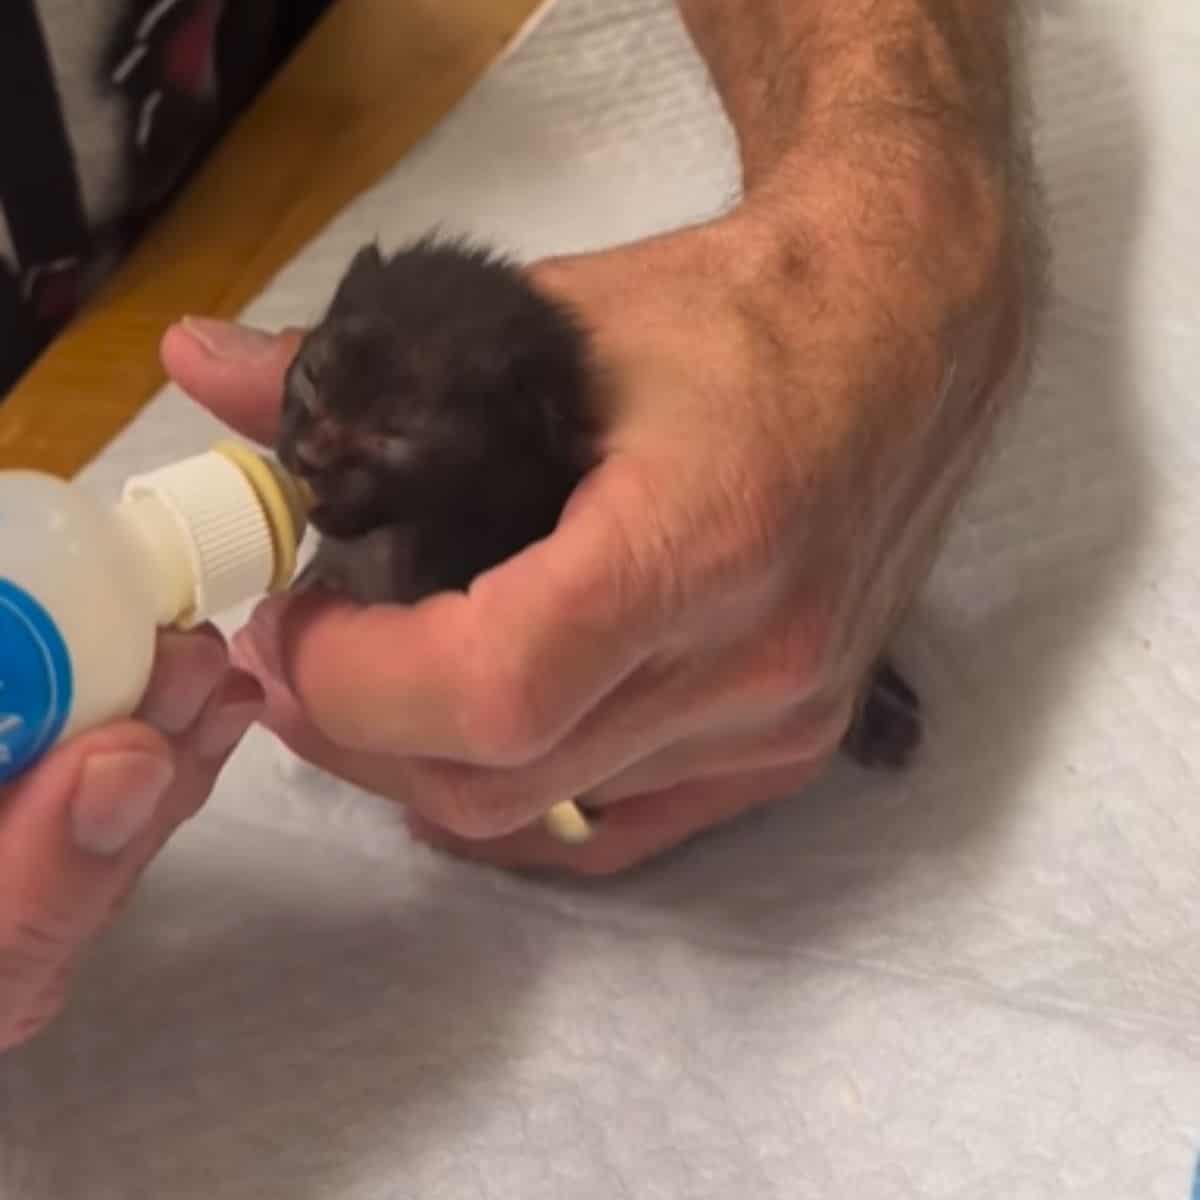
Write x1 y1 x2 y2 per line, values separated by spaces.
3 1 1199 1197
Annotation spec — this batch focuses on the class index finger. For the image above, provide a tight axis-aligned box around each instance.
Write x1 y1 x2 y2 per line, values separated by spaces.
247 459 672 765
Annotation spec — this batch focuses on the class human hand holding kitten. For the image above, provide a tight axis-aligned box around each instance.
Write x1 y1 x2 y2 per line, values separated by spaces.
162 168 1028 874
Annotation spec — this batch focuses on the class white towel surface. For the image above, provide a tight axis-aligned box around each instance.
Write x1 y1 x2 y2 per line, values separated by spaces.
3 1 1200 1196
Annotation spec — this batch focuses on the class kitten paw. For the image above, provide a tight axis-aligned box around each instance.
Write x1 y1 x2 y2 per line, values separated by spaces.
840 659 922 770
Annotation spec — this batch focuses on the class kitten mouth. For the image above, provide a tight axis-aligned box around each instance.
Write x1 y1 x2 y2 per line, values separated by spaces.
306 498 375 541
306 497 345 529
306 500 332 526
291 466 342 505
280 455 377 539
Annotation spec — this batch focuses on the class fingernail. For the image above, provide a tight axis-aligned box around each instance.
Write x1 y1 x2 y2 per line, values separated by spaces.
181 316 278 361
71 752 175 857
192 672 265 760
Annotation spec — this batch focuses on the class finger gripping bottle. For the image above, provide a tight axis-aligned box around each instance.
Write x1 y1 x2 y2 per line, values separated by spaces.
0 441 310 783
0 440 593 844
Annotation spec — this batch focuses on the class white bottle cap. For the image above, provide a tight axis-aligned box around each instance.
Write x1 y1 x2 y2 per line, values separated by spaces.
120 443 310 627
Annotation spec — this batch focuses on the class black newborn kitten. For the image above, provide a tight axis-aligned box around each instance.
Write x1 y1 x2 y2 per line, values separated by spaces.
278 238 596 602
276 236 921 769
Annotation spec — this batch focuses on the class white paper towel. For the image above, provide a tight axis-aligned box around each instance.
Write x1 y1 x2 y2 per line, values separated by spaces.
3 1 1199 1197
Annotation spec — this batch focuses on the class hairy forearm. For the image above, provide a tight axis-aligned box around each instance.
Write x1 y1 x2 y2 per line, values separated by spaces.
677 0 1042 369
676 0 1023 191
675 0 1043 570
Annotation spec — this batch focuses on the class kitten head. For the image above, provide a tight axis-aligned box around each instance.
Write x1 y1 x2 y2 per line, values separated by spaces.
277 310 449 540
276 239 595 541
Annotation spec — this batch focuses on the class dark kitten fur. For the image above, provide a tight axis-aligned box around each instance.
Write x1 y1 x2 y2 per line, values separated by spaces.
276 236 921 768
278 238 596 600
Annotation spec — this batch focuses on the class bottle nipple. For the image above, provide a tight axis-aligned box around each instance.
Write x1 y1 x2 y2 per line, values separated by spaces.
119 441 313 629
210 439 315 590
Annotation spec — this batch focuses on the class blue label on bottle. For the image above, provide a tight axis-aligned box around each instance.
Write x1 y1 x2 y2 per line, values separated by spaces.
0 579 73 783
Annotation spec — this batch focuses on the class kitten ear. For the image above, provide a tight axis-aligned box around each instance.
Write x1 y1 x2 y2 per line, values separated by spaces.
327 243 387 316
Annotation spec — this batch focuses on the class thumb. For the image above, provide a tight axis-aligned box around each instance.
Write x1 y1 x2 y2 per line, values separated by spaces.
160 317 305 447
0 725 175 1049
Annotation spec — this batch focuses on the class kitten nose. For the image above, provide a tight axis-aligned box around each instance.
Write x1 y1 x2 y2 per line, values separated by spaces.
294 443 330 473
292 429 342 474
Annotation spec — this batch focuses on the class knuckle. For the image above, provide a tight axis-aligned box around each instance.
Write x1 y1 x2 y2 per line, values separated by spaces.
759 615 839 707
414 764 522 842
460 663 562 767
0 915 70 978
